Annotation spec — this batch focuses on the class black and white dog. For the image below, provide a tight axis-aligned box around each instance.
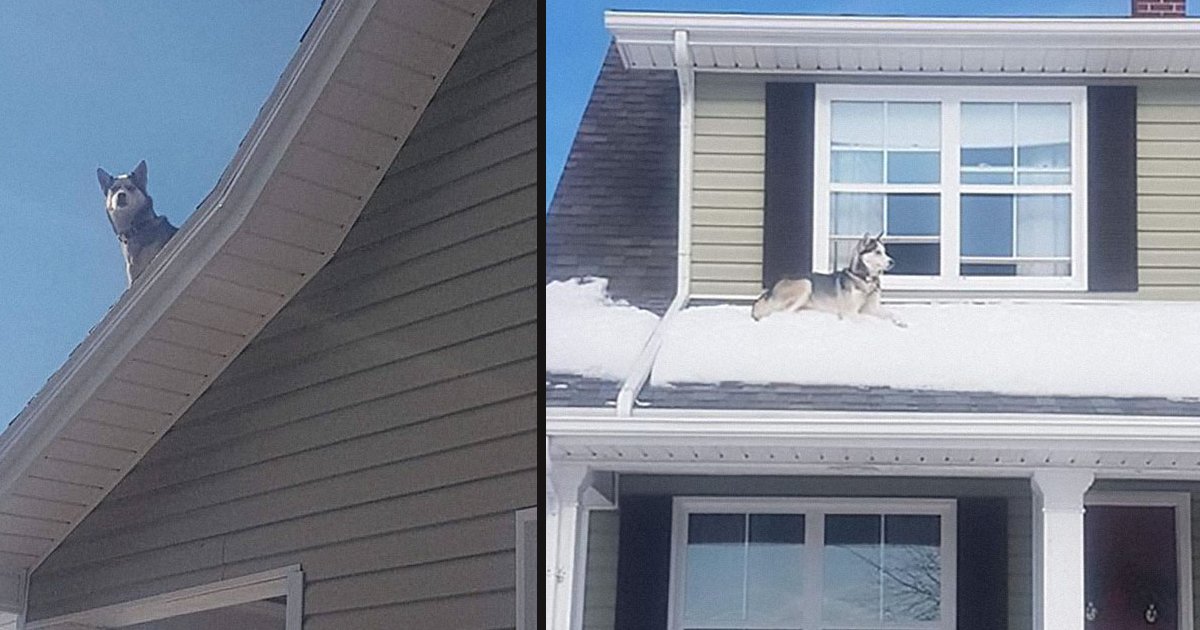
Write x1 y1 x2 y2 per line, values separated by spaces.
751 233 906 327
98 160 177 285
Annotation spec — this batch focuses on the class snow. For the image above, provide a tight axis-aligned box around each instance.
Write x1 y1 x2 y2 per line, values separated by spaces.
546 278 660 381
546 277 1200 399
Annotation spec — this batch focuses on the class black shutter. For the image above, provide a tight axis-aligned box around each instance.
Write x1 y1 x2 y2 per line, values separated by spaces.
1087 86 1139 291
762 83 815 289
958 498 1009 630
614 495 672 630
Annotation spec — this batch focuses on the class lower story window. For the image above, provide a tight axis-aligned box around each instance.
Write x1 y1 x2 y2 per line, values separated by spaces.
672 498 956 630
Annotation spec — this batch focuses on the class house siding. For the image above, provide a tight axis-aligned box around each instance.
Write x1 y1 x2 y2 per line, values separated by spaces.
1137 84 1200 300
691 75 765 297
583 510 620 630
26 0 537 626
690 77 1200 299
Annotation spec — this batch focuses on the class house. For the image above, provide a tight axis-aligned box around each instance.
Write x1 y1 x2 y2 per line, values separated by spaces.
0 0 536 628
546 3 1200 630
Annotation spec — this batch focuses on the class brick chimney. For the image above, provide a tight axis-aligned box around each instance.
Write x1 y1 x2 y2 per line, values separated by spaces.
1132 0 1187 17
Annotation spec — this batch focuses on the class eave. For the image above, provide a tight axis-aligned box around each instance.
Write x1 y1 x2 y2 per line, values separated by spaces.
0 0 487 575
606 11 1200 77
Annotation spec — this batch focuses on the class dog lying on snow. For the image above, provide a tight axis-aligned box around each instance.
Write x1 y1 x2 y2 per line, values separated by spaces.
98 160 178 285
751 233 907 327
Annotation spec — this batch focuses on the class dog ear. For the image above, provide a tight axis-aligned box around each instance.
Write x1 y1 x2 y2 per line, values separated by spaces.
97 168 113 194
857 232 872 250
131 160 148 191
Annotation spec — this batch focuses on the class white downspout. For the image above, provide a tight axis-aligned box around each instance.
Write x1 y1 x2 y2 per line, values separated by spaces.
616 30 694 417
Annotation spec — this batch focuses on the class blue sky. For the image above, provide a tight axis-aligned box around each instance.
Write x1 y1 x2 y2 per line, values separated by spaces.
0 1 321 424
547 0 1194 209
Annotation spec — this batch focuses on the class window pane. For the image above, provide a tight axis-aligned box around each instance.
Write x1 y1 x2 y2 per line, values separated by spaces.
961 170 1013 185
1018 103 1070 169
831 239 859 270
887 194 939 236
887 243 940 276
887 102 940 150
832 193 884 236
961 194 1013 257
1017 171 1070 185
825 515 882 626
887 151 940 184
961 103 1013 169
685 514 745 624
962 263 1016 276
832 101 883 148
1016 195 1070 258
833 150 884 183
883 516 941 623
1016 261 1071 276
747 515 806 626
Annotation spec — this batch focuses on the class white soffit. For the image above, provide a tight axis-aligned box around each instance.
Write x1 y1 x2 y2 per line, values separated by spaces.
0 0 489 572
606 11 1200 77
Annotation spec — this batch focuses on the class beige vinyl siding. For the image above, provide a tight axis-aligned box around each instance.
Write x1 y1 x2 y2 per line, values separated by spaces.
582 511 620 630
26 0 536 626
1136 84 1200 300
691 75 766 297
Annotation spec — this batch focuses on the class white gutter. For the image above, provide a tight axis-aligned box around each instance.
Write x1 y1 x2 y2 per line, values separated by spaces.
615 29 695 417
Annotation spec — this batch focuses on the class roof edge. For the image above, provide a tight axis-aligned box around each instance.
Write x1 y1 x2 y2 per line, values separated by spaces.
0 0 373 524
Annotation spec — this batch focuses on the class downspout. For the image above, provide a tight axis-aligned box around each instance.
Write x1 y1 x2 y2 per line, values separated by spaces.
615 29 694 417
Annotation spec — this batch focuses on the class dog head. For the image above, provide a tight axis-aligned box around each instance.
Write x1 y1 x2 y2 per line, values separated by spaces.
98 160 152 231
854 233 895 277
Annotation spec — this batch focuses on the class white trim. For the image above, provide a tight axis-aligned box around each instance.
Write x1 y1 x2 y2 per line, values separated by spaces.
26 565 302 630
516 507 537 630
813 84 1087 291
606 12 1200 77
1084 491 1194 630
668 497 956 630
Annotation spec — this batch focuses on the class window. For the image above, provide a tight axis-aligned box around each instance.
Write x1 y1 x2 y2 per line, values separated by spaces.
517 507 537 630
670 498 956 630
814 85 1087 290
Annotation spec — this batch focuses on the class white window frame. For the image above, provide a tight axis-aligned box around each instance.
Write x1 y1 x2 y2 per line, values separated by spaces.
668 497 957 630
813 84 1088 291
516 506 538 630
25 565 302 630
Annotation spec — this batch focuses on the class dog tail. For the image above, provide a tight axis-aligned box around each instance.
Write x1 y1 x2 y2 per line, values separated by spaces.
750 286 773 321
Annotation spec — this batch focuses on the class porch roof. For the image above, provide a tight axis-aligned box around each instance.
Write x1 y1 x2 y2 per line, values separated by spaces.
606 11 1200 78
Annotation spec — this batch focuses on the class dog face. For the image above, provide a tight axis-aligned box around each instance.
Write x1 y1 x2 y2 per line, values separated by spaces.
856 233 895 276
98 160 151 230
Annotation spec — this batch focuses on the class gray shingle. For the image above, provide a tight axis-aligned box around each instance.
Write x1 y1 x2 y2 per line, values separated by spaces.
546 43 678 312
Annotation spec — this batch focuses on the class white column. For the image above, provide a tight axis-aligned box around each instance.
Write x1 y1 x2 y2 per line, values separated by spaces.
548 463 591 630
1031 469 1094 630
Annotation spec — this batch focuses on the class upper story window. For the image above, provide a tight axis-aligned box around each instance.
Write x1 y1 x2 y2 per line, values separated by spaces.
814 85 1087 290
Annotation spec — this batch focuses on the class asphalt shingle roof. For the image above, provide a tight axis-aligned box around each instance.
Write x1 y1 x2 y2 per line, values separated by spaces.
546 43 678 314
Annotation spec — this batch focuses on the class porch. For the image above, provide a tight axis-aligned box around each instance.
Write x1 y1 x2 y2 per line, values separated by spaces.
546 411 1200 630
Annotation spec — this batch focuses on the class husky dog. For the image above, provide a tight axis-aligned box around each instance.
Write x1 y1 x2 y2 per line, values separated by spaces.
751 233 906 327
98 160 178 285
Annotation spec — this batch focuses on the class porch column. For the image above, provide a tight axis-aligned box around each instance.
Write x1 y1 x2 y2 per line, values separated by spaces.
548 463 591 630
1031 469 1095 630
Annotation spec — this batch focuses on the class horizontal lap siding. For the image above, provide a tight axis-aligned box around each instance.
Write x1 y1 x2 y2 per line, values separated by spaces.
26 0 536 626
692 76 765 297
1137 85 1200 300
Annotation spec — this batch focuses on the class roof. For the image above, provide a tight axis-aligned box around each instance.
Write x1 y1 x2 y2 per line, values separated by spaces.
0 0 488 574
546 44 678 313
607 11 1200 77
545 25 1200 419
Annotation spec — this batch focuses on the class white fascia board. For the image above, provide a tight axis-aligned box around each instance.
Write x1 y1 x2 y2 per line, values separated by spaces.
547 408 1200 452
606 10 1200 74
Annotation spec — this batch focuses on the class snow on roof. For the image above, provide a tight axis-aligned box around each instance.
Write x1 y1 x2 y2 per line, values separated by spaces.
547 277 1200 400
547 278 660 381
